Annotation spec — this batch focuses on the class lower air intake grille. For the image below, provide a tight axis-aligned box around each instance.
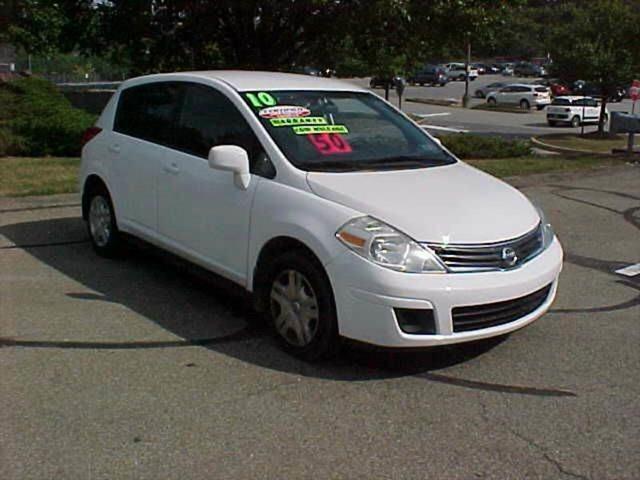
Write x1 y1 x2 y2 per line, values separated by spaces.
452 284 552 333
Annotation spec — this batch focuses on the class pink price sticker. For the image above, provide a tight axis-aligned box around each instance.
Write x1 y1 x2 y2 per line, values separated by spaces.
307 133 352 155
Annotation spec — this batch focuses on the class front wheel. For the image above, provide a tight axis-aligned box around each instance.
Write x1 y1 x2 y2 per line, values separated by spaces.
266 251 339 361
86 185 122 257
571 115 581 128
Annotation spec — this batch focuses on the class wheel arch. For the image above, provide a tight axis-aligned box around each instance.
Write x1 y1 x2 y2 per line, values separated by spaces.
82 174 110 220
252 236 330 313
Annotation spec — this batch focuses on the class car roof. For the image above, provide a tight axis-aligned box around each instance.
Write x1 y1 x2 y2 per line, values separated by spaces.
121 70 365 92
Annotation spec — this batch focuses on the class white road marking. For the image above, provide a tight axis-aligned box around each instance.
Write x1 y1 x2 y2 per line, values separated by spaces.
414 113 451 118
615 263 640 277
420 125 469 133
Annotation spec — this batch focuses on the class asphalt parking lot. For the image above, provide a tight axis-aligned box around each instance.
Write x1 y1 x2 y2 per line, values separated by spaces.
1 166 639 479
347 75 636 137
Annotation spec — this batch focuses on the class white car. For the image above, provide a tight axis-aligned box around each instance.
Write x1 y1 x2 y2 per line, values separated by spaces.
443 63 479 81
486 83 552 110
546 96 608 127
80 71 563 361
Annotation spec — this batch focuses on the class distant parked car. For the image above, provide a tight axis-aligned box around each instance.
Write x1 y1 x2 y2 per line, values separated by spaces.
294 66 322 76
533 79 571 97
408 65 448 86
513 62 546 77
369 75 405 89
474 82 507 98
501 63 515 76
546 96 608 127
486 83 552 110
487 64 502 74
443 63 478 81
471 63 487 75
572 81 626 103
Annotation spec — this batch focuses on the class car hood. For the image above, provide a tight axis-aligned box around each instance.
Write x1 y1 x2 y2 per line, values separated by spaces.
306 162 540 244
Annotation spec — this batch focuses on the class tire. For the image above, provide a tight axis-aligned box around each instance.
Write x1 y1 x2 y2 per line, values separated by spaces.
547 120 557 127
475 90 484 98
86 184 122 257
519 99 530 110
265 250 339 361
487 97 497 106
571 115 581 128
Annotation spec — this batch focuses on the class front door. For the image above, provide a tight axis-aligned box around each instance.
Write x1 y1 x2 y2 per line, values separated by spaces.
157 83 264 285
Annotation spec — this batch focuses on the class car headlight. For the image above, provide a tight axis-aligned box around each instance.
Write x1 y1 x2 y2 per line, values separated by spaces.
535 206 555 249
336 216 446 273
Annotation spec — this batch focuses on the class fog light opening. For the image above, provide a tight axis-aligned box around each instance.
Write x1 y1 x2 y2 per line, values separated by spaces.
394 308 436 335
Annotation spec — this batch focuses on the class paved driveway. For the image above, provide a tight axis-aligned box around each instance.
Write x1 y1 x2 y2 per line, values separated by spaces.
1 166 639 479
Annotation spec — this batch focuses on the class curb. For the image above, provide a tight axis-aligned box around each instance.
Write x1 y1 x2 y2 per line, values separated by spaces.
530 136 617 156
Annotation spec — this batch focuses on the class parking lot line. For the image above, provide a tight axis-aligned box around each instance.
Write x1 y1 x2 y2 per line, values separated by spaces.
414 112 452 118
420 124 469 133
615 263 640 277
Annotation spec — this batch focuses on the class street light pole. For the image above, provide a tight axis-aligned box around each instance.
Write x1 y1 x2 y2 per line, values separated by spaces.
463 41 471 108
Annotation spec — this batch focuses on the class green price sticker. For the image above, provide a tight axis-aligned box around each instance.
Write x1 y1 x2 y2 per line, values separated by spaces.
292 125 349 135
270 117 327 127
245 92 277 108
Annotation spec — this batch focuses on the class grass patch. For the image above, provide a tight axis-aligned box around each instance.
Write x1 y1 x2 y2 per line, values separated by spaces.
536 133 628 153
471 103 530 114
0 157 80 197
440 134 531 159
467 155 626 178
406 97 459 107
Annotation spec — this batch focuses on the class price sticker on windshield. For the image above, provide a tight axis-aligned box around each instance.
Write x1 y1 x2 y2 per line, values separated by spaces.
307 133 352 155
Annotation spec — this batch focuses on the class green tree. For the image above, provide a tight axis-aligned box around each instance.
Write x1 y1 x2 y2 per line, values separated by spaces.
547 0 640 134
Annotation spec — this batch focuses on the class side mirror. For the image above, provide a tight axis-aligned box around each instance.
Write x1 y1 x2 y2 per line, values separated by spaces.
208 145 251 189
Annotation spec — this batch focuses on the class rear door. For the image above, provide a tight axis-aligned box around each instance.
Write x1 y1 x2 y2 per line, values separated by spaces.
111 82 183 233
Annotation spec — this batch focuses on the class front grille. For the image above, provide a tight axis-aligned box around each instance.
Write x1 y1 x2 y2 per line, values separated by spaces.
452 284 552 333
426 223 543 273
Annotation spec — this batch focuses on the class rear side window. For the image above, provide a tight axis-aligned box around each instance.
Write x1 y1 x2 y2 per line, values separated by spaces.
114 82 182 146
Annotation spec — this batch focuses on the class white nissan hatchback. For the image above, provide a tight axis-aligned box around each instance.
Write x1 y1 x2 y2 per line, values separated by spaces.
80 71 563 361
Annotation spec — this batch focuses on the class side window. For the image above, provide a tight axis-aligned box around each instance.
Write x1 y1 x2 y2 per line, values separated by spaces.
114 82 182 146
500 86 512 93
516 86 530 93
174 84 271 176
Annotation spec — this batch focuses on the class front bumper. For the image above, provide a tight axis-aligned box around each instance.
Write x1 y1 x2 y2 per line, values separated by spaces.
326 237 563 348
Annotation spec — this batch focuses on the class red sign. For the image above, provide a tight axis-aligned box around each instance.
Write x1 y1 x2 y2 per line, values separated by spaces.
631 79 640 102
307 133 352 155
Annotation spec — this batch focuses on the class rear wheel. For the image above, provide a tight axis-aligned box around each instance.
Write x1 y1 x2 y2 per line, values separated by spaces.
487 97 497 106
86 185 122 257
547 120 557 127
571 115 581 128
519 99 530 110
266 251 339 361
475 90 484 98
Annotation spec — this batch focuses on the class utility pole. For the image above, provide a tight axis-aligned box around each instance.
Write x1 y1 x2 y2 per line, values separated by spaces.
463 40 471 108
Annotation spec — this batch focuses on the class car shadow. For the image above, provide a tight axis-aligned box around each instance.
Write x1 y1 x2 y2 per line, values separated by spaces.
1 216 523 385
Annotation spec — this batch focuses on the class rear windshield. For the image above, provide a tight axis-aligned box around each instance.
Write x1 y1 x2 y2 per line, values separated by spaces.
242 90 456 172
552 98 572 105
534 87 549 93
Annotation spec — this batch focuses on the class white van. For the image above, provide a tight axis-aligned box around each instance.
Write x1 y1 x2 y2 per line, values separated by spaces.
80 71 563 360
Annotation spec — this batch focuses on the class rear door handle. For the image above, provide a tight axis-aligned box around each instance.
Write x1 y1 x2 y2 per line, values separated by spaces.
108 144 120 154
163 163 180 175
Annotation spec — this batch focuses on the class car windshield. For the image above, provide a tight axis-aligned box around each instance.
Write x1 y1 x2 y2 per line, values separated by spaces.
242 90 456 172
552 98 572 105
